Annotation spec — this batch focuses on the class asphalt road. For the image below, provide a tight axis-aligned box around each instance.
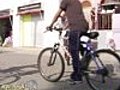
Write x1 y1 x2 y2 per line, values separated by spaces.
0 47 120 90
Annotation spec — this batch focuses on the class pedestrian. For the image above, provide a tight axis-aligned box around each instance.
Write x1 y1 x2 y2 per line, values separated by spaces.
2 31 12 47
47 0 89 83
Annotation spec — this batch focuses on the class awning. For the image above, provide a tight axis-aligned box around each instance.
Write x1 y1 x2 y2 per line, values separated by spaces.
102 2 120 10
0 15 11 19
0 9 11 19
102 2 120 6
17 2 42 15
17 9 41 15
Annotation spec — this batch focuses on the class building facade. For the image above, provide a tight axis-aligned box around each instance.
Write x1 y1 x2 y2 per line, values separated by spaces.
96 0 120 50
2 0 120 50
0 0 94 48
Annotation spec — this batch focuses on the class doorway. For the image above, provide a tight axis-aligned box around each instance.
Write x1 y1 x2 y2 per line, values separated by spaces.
0 16 12 46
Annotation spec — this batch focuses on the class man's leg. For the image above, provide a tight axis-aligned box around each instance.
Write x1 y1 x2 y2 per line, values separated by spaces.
69 30 82 81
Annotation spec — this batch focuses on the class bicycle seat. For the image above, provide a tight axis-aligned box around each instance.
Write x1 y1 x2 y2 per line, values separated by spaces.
81 32 99 39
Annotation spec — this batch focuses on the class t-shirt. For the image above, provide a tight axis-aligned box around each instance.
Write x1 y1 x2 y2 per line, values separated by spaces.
60 0 88 31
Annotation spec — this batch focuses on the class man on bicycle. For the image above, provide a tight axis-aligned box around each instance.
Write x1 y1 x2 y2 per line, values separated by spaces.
48 0 89 82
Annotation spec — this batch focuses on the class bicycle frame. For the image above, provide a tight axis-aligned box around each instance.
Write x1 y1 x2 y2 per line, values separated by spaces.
52 30 71 58
49 27 105 71
81 37 107 74
52 29 105 70
38 28 120 89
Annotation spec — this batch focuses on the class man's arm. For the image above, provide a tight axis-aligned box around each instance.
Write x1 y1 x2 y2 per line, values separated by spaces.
49 9 63 27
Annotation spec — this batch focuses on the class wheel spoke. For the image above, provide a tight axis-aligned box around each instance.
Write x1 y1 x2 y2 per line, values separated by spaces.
85 50 120 90
37 48 65 82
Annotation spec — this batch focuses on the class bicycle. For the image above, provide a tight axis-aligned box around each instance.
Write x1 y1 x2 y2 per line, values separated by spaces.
37 27 120 90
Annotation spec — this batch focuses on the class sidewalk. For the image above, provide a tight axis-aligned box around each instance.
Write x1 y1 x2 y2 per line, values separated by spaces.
0 47 43 55
1 46 120 54
0 46 120 90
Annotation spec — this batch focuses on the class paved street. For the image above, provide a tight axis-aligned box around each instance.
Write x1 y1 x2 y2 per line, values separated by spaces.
0 47 120 90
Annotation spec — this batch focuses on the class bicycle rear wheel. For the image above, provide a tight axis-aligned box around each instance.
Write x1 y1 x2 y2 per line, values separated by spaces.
86 49 120 90
37 47 65 82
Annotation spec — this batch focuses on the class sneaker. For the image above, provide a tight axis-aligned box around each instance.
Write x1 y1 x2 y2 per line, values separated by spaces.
70 72 83 81
67 78 83 85
68 73 83 85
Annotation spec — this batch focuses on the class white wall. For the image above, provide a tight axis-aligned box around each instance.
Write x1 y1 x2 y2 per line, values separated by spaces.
112 14 120 50
97 30 115 50
42 0 61 47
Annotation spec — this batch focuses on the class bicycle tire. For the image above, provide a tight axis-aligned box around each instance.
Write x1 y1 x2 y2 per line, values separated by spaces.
37 47 65 82
85 49 120 90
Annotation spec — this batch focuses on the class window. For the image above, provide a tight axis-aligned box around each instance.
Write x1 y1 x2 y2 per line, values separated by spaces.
98 13 112 30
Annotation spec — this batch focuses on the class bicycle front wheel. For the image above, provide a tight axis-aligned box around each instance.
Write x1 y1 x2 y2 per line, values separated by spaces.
37 47 65 82
86 49 120 90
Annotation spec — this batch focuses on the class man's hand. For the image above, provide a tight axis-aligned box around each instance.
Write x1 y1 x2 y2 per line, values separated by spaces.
46 26 53 31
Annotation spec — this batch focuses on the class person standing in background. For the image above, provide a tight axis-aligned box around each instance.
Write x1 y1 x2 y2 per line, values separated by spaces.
2 31 12 47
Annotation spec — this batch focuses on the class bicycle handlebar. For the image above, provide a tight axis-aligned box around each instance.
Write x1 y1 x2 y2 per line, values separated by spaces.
44 27 63 33
45 26 99 39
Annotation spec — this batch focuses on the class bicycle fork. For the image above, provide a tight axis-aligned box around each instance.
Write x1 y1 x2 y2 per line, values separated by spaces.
48 44 60 66
91 53 109 83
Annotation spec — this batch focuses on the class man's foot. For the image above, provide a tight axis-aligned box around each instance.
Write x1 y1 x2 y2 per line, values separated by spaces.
66 78 83 85
69 72 83 85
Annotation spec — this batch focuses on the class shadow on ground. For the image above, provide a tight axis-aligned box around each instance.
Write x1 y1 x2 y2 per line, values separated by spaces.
40 71 120 90
0 64 38 85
